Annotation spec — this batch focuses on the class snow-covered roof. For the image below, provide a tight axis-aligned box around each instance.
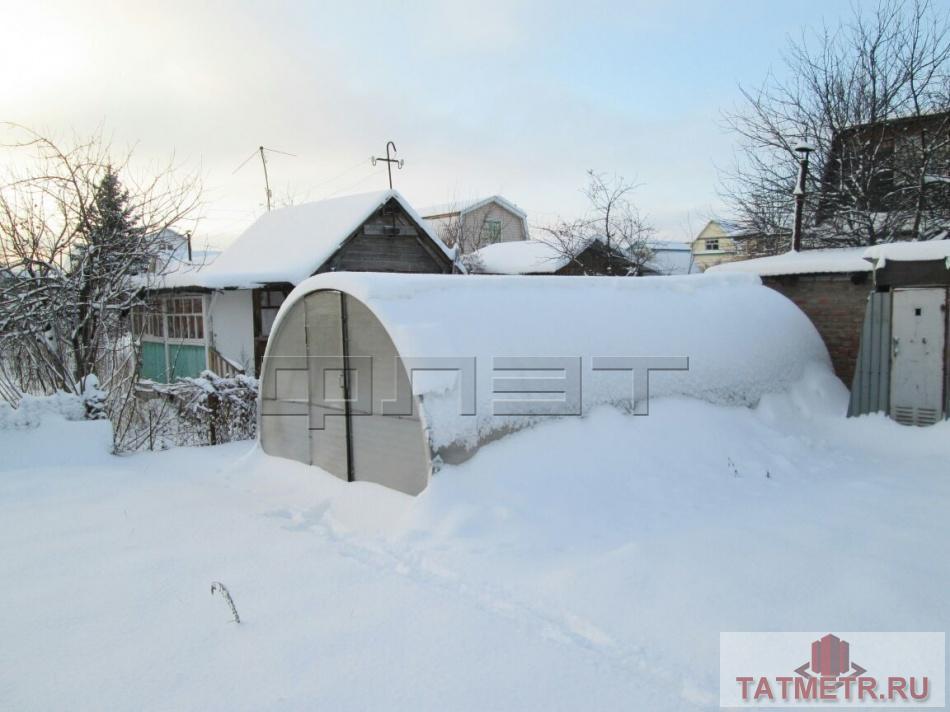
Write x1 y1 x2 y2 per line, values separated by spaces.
269 272 832 454
158 190 455 289
419 195 527 220
698 219 759 239
707 247 872 276
471 235 634 275
472 240 570 274
863 239 950 265
649 239 692 251
716 220 755 237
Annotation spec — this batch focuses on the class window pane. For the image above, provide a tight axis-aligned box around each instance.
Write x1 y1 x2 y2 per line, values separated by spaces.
261 308 278 337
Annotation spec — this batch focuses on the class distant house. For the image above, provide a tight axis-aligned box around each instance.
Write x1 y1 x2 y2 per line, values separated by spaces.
690 220 748 271
816 111 950 238
645 240 700 275
420 196 529 254
137 190 458 382
469 236 641 276
690 220 787 271
148 228 220 275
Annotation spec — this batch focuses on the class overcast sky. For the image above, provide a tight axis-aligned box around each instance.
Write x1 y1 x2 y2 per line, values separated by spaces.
1 0 859 247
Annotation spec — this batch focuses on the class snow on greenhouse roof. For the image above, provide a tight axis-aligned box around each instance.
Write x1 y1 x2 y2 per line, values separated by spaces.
706 247 872 276
271 272 832 452
863 239 950 265
157 190 455 289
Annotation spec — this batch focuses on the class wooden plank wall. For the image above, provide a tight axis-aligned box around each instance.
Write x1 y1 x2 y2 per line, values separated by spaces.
321 201 452 274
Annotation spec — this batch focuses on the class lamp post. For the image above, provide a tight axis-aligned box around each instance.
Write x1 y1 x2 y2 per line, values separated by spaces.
791 141 814 252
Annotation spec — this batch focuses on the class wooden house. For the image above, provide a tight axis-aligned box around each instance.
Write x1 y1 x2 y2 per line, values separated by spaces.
690 220 788 271
816 111 950 231
136 190 459 382
420 196 529 254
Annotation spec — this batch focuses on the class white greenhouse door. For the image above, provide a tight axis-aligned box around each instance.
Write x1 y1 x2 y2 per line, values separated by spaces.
305 291 350 479
889 288 947 426
344 295 430 495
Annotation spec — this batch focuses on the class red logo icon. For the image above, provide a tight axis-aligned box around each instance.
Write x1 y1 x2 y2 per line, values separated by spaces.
796 633 867 684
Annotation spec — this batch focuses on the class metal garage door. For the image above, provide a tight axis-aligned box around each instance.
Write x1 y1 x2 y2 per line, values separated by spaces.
889 288 947 426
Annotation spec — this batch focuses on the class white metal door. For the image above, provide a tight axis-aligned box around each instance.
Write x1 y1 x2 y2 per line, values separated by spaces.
889 288 947 426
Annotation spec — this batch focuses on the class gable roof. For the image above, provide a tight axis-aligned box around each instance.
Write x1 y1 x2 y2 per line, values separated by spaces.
159 190 456 289
419 195 528 220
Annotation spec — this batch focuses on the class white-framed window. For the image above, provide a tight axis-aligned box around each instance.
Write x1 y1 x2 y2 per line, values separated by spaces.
132 301 164 338
166 296 204 341
482 219 502 244
704 239 720 252
133 296 205 342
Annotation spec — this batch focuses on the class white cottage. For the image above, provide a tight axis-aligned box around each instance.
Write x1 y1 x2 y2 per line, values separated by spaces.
136 190 458 382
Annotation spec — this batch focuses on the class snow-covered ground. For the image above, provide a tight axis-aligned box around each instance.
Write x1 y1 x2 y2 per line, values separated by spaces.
2 369 949 711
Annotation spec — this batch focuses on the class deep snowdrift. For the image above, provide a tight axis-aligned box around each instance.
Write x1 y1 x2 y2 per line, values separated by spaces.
2 372 949 711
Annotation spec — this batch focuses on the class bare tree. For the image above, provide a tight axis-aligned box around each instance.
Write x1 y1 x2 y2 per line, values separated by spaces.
539 170 655 275
722 0 950 251
0 125 201 410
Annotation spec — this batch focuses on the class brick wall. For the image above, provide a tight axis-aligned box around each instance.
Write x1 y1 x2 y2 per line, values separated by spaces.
762 274 871 388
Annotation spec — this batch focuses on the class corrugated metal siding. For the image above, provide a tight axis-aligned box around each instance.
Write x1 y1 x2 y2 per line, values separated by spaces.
848 291 892 417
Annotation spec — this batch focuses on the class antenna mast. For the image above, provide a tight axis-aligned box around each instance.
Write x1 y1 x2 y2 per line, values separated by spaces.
259 146 272 211
233 146 297 211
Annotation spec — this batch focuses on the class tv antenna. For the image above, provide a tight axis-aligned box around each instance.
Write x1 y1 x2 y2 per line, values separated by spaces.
234 146 296 211
371 141 404 190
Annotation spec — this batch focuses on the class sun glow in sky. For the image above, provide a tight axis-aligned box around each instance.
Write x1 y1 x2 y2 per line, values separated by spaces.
1 0 860 248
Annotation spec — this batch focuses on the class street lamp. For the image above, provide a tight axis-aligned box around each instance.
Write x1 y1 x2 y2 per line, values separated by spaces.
791 141 815 252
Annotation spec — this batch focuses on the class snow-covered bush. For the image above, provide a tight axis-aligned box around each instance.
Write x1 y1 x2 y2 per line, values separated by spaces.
0 391 87 430
111 372 258 453
161 371 259 446
81 375 108 421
